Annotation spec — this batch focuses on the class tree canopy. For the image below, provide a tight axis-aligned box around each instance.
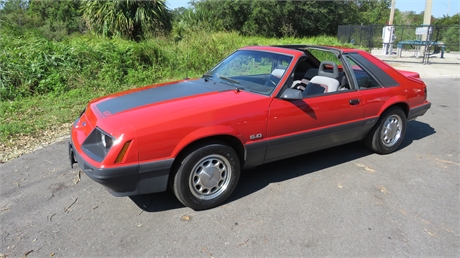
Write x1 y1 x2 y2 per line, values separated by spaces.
0 0 458 41
174 0 458 38
81 0 172 41
179 0 363 37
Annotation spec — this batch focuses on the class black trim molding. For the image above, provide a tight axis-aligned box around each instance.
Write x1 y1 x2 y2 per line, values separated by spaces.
408 102 431 121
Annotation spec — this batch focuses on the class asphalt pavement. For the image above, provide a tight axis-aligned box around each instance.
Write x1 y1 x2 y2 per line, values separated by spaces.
1 61 459 257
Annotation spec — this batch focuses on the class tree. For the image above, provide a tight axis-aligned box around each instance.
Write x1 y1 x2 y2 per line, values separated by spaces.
434 13 460 51
354 0 391 25
171 6 187 22
28 0 83 34
401 11 425 25
434 13 460 26
0 0 40 31
0 0 27 13
182 0 361 37
81 0 172 41
0 0 83 40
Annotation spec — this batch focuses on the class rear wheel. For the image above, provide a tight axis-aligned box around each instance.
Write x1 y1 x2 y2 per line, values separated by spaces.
172 142 240 210
364 107 407 154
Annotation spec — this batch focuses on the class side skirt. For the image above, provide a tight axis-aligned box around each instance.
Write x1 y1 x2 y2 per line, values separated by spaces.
245 118 378 167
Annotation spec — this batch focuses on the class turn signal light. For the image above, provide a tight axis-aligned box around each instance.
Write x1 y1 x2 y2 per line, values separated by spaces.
115 141 131 163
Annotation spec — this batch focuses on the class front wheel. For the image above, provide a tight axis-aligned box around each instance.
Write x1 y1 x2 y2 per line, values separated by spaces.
172 143 240 210
364 107 407 154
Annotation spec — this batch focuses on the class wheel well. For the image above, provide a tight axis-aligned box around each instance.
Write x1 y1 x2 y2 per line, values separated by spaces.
384 102 409 118
169 135 245 176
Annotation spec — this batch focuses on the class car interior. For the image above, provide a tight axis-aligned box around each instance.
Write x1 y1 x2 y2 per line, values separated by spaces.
289 58 352 96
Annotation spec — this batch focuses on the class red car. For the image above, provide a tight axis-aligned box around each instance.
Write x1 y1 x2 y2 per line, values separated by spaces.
69 45 431 210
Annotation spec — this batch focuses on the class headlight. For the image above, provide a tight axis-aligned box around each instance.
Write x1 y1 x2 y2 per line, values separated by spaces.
102 133 107 148
101 131 113 148
81 128 115 162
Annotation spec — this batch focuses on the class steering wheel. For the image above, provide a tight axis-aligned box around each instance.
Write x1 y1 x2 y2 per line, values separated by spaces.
266 74 280 87
291 81 307 91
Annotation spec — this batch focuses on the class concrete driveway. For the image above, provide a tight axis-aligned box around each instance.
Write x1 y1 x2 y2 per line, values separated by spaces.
1 62 459 257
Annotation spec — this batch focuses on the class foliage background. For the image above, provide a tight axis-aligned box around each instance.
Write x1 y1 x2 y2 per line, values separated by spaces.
1 0 458 101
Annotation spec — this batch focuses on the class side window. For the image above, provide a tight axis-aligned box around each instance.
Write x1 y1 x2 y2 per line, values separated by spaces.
345 56 381 89
309 49 340 64
293 48 349 97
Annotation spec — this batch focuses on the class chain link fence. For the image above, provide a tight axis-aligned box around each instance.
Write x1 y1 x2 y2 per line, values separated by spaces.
338 24 459 63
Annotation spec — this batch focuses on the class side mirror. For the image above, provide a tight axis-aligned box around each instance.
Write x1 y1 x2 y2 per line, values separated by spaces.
280 88 303 100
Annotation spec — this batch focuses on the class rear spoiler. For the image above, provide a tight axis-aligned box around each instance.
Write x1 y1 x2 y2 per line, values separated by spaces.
398 69 420 79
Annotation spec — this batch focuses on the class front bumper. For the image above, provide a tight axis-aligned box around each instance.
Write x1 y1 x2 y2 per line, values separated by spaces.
69 141 174 196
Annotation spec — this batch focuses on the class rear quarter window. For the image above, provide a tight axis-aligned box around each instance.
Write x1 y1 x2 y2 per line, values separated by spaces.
347 63 381 89
347 53 399 87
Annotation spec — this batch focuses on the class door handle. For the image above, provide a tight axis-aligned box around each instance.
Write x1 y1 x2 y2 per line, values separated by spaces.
349 99 360 106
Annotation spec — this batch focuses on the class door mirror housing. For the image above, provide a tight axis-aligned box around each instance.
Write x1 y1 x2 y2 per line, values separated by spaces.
280 88 303 100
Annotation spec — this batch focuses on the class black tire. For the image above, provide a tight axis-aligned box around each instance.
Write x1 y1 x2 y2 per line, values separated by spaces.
172 142 240 210
364 107 407 154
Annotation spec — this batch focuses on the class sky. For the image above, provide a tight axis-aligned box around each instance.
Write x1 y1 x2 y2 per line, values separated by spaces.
166 0 459 18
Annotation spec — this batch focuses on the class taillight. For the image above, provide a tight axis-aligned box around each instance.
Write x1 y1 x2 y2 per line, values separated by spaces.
424 87 427 101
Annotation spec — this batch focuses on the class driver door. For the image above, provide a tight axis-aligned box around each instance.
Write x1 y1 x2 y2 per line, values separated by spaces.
265 90 365 162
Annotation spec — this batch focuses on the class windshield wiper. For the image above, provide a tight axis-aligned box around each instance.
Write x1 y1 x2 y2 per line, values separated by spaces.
218 76 246 92
218 76 240 85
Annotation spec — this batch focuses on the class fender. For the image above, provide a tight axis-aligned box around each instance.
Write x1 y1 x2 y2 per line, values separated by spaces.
377 95 409 117
107 125 138 165
171 125 246 157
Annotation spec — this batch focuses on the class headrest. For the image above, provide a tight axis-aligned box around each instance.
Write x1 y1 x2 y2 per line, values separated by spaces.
271 68 285 78
310 75 339 93
318 61 339 79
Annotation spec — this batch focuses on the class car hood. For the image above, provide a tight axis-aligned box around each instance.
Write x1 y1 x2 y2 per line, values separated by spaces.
92 78 237 118
87 78 267 134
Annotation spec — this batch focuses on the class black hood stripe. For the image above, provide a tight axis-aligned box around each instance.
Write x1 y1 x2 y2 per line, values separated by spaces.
96 81 216 116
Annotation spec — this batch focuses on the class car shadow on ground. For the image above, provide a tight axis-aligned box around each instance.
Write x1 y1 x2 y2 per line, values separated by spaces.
399 120 436 150
130 120 435 212
129 191 184 212
230 120 435 203
229 141 371 202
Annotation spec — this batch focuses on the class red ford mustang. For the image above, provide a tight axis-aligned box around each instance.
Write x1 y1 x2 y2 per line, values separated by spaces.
69 45 431 210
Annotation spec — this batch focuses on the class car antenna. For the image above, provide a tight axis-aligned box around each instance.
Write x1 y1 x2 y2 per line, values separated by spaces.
185 34 189 81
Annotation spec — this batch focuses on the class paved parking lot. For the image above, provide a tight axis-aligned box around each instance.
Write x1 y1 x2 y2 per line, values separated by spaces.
1 62 459 257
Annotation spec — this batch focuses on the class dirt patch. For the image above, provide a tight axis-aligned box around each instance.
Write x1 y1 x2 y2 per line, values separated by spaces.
0 124 70 163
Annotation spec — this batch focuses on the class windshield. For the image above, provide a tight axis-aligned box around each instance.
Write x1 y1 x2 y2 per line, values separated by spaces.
205 50 293 95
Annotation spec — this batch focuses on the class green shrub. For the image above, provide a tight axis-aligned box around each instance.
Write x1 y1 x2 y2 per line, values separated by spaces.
0 29 349 101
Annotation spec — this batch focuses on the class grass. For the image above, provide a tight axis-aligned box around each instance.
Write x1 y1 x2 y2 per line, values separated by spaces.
0 30 352 162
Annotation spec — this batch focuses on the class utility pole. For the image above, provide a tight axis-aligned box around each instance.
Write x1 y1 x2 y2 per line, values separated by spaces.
383 0 397 55
389 0 396 25
421 0 433 63
423 0 433 25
